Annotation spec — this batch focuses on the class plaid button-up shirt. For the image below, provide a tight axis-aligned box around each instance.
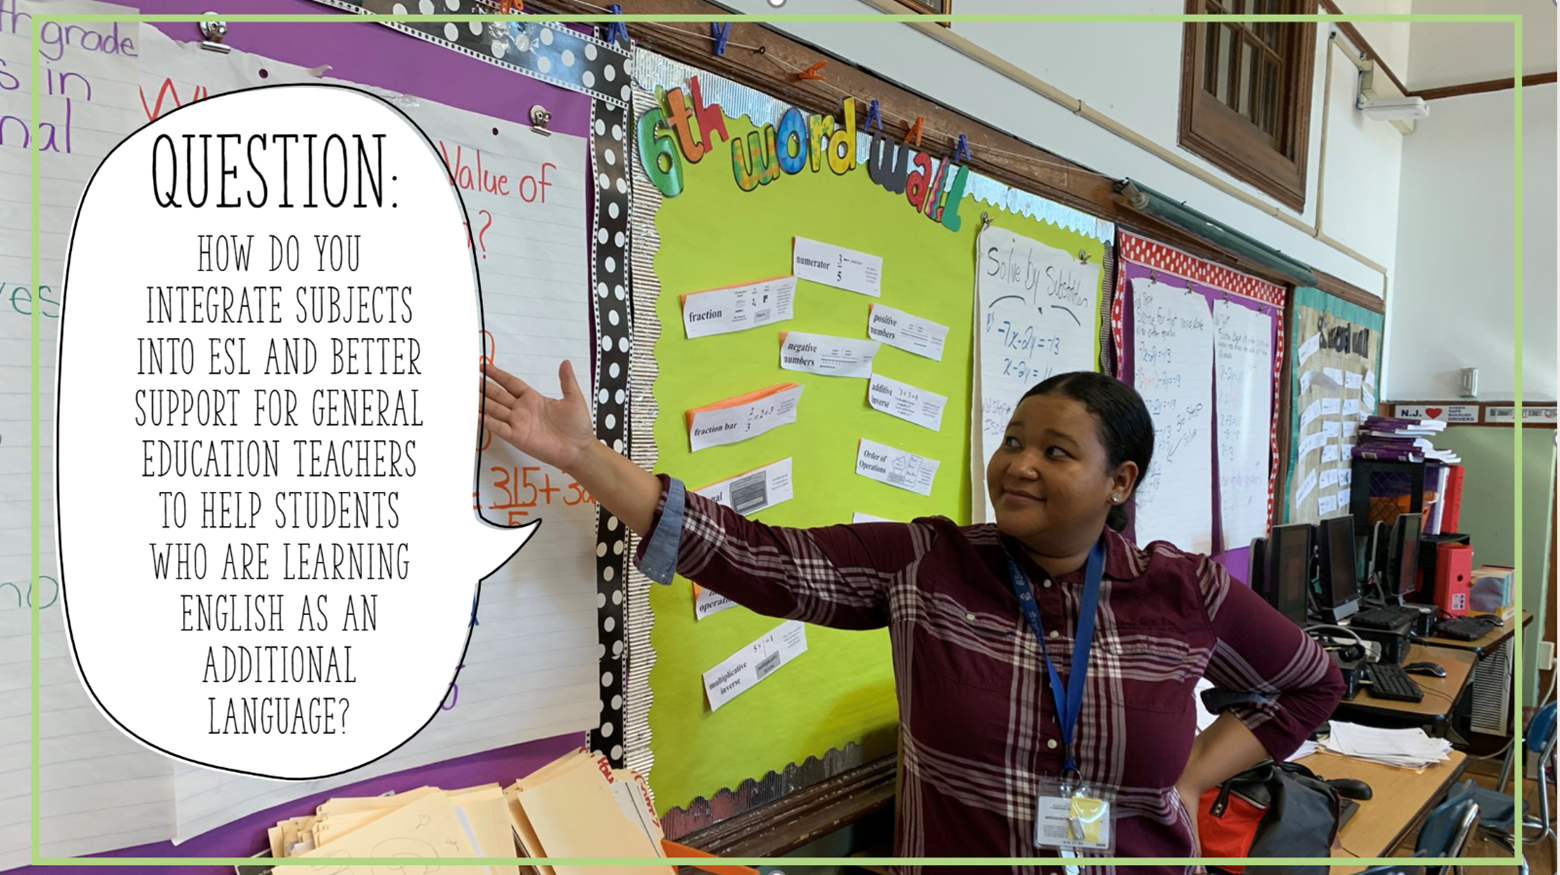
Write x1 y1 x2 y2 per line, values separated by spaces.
638 477 1344 873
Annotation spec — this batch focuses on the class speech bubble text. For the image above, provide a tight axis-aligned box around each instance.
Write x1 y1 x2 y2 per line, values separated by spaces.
56 85 535 780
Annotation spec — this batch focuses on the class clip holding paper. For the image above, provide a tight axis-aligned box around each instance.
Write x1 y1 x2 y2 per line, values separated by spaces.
1185 277 1197 293
1077 250 1091 265
865 99 883 131
954 133 971 164
530 104 553 136
198 12 230 53
798 60 828 81
711 21 732 55
904 115 925 147
1149 269 1160 284
605 4 629 46
980 211 992 231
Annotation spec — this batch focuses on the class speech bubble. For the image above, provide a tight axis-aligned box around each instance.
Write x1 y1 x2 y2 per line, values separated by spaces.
55 84 536 780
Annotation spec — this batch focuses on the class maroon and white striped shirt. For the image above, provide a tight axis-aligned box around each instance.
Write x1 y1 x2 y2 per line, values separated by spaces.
637 477 1344 873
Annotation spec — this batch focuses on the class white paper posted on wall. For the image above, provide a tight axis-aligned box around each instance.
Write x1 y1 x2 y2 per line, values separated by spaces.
702 621 808 710
780 331 879 378
867 303 948 361
792 237 882 297
694 459 793 515
681 276 796 339
868 373 946 431
855 439 939 496
973 226 1100 521
688 385 804 452
1211 299 1272 548
1131 280 1215 554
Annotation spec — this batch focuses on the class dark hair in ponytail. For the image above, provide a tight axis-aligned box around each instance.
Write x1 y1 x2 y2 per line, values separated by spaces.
1020 372 1154 531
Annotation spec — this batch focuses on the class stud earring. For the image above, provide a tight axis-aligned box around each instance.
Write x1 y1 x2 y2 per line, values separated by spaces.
1111 494 1122 504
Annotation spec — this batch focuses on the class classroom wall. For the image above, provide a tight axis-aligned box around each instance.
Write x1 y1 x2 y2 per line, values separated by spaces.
1385 83 1558 403
716 0 1406 298
1405 0 1558 91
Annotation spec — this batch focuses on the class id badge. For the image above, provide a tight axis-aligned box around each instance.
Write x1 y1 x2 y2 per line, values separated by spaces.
1033 777 1115 852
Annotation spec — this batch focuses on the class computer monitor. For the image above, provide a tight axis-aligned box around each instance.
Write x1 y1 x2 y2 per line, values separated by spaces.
1268 524 1314 627
1389 512 1423 602
1316 515 1361 623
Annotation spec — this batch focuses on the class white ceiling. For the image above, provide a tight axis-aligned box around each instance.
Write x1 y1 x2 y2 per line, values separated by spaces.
1406 0 1558 91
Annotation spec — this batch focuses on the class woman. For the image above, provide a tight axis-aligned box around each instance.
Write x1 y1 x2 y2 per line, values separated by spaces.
482 362 1344 870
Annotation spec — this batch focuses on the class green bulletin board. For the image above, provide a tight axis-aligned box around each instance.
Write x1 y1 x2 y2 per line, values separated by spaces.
630 53 1112 817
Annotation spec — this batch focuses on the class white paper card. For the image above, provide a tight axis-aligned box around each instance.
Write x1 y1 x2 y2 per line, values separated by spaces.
793 237 882 297
1321 444 1342 464
1318 494 1339 514
1294 469 1319 506
1343 399 1360 417
694 459 794 515
1324 367 1344 385
1301 399 1324 429
780 331 880 378
1321 397 1342 415
1345 372 1364 390
1132 282 1215 554
1320 469 1339 489
1362 383 1377 412
1298 334 1321 364
868 373 947 431
1341 469 1353 488
868 303 949 361
682 276 796 339
852 512 898 524
1343 422 1359 439
1323 421 1342 439
974 226 1101 521
693 586 738 621
1299 431 1328 458
689 385 804 451
702 621 808 710
856 439 940 496
1212 300 1273 547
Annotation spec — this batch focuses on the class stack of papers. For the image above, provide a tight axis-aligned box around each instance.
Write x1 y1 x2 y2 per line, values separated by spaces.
1287 740 1320 761
1318 721 1453 769
257 749 680 874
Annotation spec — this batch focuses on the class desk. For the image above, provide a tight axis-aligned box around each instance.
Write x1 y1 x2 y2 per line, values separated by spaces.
1293 748 1469 874
1413 610 1534 658
1333 645 1478 727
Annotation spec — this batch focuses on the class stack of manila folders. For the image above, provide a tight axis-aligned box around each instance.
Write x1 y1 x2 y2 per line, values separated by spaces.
1318 721 1454 769
258 747 755 874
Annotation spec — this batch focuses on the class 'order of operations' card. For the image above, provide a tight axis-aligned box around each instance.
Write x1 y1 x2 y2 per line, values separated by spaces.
701 620 808 710
792 237 883 297
780 331 880 378
680 275 797 339
867 303 949 361
855 439 940 496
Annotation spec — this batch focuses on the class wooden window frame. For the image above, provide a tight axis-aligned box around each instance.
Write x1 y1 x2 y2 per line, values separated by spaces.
887 0 952 26
1179 0 1317 212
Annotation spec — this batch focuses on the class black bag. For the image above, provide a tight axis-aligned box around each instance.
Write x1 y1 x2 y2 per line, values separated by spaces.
1198 760 1343 875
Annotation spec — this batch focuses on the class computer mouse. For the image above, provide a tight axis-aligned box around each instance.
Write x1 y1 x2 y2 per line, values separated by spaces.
1403 661 1447 678
1329 778 1373 801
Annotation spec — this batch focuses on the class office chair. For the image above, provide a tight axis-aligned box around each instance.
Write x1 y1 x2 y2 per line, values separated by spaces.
1461 700 1558 875
1351 790 1480 875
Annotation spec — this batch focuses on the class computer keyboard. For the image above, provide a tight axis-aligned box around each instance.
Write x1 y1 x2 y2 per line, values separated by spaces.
1351 606 1422 630
1364 663 1424 702
1432 616 1497 641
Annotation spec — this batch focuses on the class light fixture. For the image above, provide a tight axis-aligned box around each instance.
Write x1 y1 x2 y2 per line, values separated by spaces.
1114 180 1320 287
1358 95 1430 122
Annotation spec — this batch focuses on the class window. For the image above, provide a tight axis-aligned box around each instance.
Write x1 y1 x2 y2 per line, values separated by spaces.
1180 0 1317 212
889 0 952 23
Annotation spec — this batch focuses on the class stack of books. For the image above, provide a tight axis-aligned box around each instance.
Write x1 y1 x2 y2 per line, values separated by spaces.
1354 417 1464 534
1352 417 1459 464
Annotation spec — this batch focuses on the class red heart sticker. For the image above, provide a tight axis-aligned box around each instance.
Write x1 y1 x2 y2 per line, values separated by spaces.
1425 407 1445 419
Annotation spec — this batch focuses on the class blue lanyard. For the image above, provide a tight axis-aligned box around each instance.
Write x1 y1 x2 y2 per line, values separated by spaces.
1004 539 1105 777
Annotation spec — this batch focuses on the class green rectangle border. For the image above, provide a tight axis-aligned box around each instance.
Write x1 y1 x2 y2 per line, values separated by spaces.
29 9 1527 869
